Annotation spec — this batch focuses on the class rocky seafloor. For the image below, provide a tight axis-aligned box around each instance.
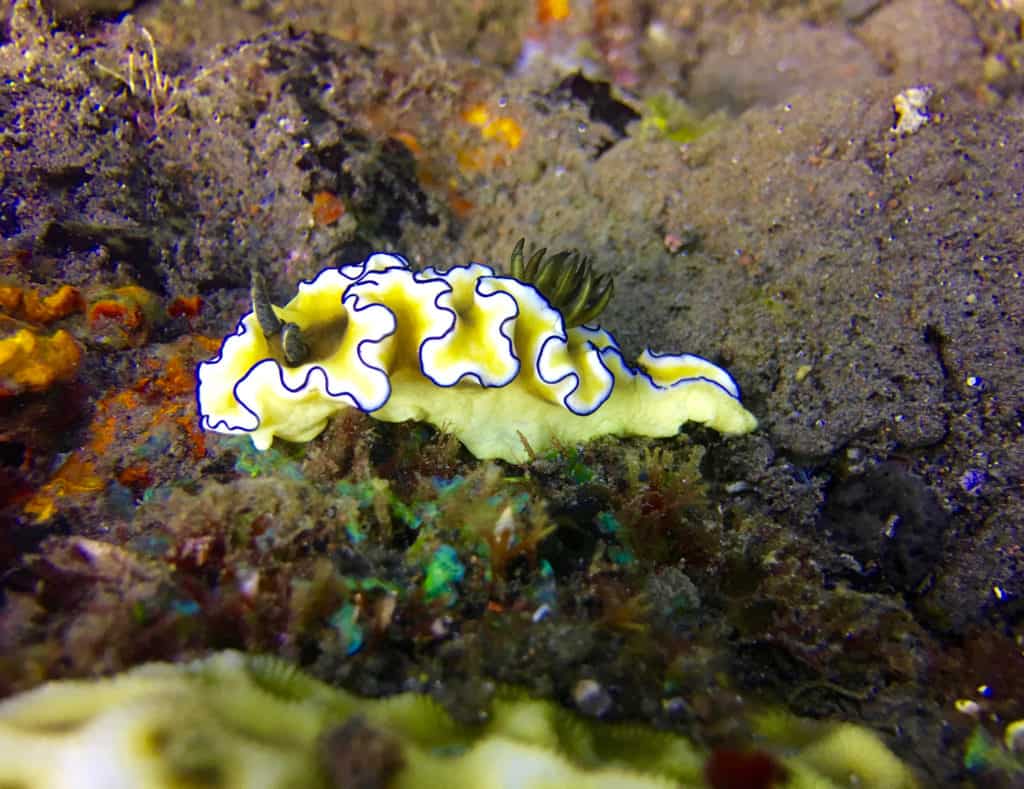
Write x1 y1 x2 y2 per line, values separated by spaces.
1 0 1022 785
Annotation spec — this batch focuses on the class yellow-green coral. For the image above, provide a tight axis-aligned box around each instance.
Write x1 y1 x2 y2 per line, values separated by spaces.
197 252 756 462
0 651 919 789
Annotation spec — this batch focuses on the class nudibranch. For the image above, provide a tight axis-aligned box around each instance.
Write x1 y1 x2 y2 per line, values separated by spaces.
196 251 757 463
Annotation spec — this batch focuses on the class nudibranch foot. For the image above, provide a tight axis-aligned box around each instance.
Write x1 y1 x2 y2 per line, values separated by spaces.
197 252 756 463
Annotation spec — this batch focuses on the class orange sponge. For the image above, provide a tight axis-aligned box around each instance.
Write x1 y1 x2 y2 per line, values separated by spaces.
0 328 82 396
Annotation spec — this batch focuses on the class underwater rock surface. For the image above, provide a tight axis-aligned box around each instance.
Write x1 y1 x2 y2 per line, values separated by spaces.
1 0 1023 785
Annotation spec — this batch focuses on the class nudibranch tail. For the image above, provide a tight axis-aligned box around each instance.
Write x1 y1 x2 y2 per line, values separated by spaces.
196 250 756 462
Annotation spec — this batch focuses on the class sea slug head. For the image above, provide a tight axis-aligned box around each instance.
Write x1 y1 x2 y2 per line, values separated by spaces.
196 255 409 448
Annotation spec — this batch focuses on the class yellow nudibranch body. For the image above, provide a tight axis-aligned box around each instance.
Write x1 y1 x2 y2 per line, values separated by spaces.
196 253 757 462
